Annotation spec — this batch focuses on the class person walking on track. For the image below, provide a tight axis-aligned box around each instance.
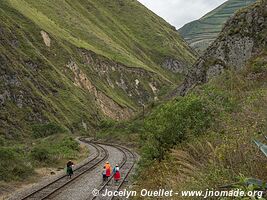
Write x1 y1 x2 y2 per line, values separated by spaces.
113 164 121 184
66 160 74 179
105 161 111 179
102 166 107 182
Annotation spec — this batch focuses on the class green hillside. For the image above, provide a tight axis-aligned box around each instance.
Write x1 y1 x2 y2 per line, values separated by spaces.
0 0 197 191
8 0 196 73
178 0 256 54
133 0 267 198
0 0 196 138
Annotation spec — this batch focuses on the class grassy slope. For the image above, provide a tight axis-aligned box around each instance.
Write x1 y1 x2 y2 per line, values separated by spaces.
0 2 94 185
134 55 267 199
96 52 267 198
132 0 267 197
178 0 256 53
9 0 196 78
0 0 197 138
0 0 196 188
0 3 99 136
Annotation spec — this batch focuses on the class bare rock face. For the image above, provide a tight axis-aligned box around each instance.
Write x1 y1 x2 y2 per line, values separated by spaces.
65 49 170 120
162 58 188 74
40 30 51 47
80 49 167 106
177 0 267 96
66 60 134 120
0 90 11 106
210 36 254 71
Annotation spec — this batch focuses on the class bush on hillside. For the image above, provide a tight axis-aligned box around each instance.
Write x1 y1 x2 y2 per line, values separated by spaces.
251 60 267 73
99 119 116 129
0 135 5 146
57 137 79 156
141 94 214 162
0 147 33 181
31 122 65 138
30 136 80 165
30 146 52 162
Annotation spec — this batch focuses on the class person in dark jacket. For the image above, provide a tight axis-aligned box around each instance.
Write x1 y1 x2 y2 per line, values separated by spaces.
66 160 74 178
102 166 107 182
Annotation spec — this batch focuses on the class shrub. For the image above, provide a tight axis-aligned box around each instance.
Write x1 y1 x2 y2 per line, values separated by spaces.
30 135 81 166
251 62 267 73
31 122 65 138
59 137 79 151
124 120 142 133
99 119 116 129
50 137 80 158
141 94 214 162
0 135 5 146
0 147 33 181
30 146 52 162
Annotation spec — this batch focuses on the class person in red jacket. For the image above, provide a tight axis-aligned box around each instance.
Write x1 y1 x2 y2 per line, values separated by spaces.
113 164 120 184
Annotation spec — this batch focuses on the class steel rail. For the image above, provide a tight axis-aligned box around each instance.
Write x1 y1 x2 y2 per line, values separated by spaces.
20 141 108 200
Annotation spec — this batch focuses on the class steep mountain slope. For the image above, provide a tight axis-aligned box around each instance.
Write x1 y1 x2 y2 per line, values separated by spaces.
0 0 196 137
178 0 266 96
178 0 256 54
134 0 267 196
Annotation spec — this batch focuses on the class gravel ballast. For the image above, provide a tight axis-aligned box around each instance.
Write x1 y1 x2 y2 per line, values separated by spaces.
52 144 124 200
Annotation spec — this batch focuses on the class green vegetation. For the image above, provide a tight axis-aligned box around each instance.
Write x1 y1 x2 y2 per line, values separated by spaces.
0 134 82 181
0 0 196 141
0 147 33 181
178 0 256 53
133 53 267 199
30 135 80 165
31 122 65 138
141 94 214 162
97 119 143 146
0 1 196 192
7 0 195 74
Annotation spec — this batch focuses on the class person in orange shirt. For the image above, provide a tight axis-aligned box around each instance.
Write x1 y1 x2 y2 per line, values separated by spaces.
105 161 111 179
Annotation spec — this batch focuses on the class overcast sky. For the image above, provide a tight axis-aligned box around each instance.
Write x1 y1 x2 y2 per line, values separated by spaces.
137 0 228 29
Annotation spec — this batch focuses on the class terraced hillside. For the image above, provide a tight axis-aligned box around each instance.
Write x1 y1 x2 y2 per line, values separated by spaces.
178 0 256 54
0 0 196 137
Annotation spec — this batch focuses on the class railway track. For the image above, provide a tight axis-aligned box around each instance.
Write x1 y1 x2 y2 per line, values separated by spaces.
16 139 136 200
88 143 137 200
19 141 108 200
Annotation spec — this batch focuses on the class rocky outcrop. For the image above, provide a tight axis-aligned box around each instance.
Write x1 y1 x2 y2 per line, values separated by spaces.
177 0 267 96
178 0 257 54
0 90 11 106
80 49 167 106
66 61 134 120
40 30 51 47
161 58 188 74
